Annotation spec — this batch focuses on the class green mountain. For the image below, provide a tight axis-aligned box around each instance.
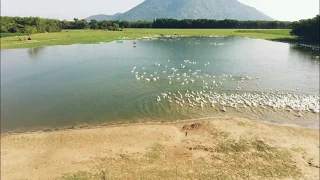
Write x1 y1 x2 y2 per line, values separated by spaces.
86 0 273 21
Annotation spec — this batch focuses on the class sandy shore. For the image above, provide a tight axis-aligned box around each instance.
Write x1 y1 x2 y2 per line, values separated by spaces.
1 117 319 180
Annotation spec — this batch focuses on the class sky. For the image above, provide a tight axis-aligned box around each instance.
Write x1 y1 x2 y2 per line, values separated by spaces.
1 0 319 21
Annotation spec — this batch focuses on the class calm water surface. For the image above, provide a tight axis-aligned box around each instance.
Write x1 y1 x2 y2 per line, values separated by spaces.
1 37 319 132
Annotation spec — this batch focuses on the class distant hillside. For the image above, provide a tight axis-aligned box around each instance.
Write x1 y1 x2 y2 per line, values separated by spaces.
86 13 122 22
86 0 273 22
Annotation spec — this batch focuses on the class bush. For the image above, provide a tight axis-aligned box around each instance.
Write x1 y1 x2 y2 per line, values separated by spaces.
291 15 319 40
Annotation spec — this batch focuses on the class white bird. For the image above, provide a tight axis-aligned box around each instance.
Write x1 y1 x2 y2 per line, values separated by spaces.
298 111 302 117
221 106 227 112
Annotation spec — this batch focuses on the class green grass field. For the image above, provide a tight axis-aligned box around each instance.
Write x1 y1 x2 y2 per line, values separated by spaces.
0 29 295 49
0 33 28 38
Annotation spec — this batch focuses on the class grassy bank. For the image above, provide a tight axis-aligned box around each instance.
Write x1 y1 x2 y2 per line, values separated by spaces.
0 29 295 49
0 33 28 38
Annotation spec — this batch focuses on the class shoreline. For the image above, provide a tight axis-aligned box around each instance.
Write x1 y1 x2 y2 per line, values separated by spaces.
1 29 299 49
2 35 318 51
1 116 319 179
0 35 302 50
2 114 319 136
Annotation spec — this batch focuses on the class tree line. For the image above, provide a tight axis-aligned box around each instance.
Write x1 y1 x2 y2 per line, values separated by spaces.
1 16 62 34
1 16 293 34
290 15 319 41
0 16 151 34
151 19 291 29
1 16 319 41
86 19 292 29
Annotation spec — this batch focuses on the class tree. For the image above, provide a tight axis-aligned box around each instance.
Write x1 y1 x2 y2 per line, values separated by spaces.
89 20 99 29
107 26 114 31
1 16 295 35
291 15 319 40
113 23 119 31
8 24 22 33
61 20 72 29
25 25 37 34
73 18 88 29
1 25 8 33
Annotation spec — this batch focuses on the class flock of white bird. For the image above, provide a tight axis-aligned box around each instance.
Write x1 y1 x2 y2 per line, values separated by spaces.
155 91 319 115
131 59 320 116
131 59 258 90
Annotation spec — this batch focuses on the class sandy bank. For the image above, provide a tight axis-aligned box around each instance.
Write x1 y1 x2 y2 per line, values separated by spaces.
1 117 319 180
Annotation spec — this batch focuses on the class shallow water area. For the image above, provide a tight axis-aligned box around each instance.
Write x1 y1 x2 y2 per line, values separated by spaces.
1 37 319 132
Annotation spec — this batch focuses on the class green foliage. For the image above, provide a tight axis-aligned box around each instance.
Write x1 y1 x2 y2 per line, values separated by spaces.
25 25 37 34
83 19 291 29
61 20 73 29
89 20 99 29
291 15 319 41
152 18 292 29
72 18 88 29
112 23 119 31
1 16 292 38
235 29 291 35
0 16 62 33
107 26 113 31
81 19 291 29
1 29 295 49
0 33 27 38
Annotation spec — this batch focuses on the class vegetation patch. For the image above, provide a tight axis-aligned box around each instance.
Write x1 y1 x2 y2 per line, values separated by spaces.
1 29 295 49
58 135 302 180
291 15 319 41
59 171 99 180
235 29 291 36
0 33 27 38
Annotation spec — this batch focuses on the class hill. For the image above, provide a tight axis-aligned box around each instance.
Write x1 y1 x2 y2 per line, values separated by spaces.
86 13 122 22
86 0 273 22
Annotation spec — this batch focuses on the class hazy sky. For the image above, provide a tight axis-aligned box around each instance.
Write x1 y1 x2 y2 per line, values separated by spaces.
1 0 319 21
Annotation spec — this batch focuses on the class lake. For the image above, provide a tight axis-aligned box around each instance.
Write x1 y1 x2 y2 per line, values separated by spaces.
1 37 319 132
